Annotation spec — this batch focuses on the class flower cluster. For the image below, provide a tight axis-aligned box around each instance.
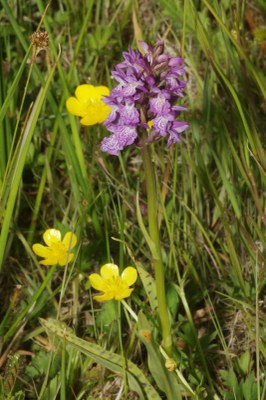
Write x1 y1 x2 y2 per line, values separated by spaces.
100 40 188 156
66 84 111 126
32 229 77 266
89 263 138 302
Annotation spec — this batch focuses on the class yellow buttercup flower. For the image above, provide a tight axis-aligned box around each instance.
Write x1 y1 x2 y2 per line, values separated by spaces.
32 229 77 266
89 263 138 302
66 84 111 125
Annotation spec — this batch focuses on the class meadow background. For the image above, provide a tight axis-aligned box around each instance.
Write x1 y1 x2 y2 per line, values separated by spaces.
0 0 265 399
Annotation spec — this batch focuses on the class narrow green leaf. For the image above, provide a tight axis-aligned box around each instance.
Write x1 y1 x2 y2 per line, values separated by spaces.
212 150 241 219
0 47 31 126
0 54 59 270
136 192 159 260
202 0 266 98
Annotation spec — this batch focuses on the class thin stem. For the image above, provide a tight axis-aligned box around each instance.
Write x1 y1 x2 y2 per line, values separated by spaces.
60 339 66 400
122 300 138 322
57 235 76 319
255 250 261 400
117 301 128 398
141 144 172 355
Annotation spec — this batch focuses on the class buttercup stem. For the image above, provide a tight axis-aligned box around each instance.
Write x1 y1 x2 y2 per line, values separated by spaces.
141 144 172 356
117 301 128 398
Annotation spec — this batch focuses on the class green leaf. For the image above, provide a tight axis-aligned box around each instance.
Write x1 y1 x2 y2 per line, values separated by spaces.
25 351 60 380
0 50 59 270
236 351 251 376
241 373 257 400
40 318 161 400
138 311 185 400
211 150 241 219
42 374 61 400
220 369 242 399
96 300 118 331
135 262 158 311
166 283 180 320
136 192 159 260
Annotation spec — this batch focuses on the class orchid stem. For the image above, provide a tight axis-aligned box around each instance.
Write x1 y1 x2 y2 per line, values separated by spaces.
141 144 172 356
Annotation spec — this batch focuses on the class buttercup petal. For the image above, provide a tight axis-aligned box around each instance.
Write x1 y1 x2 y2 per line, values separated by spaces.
93 292 114 302
58 252 74 266
62 232 77 250
100 263 119 279
66 97 87 117
32 244 50 258
40 256 58 266
80 113 101 126
89 273 108 291
75 84 95 102
43 229 61 246
115 288 133 300
121 267 138 286
94 86 110 100
97 106 112 123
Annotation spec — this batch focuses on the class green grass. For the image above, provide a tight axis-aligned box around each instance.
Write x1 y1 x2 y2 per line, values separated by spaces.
0 0 265 399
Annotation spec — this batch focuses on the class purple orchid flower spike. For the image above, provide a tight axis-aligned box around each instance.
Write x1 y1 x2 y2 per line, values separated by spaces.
101 39 188 155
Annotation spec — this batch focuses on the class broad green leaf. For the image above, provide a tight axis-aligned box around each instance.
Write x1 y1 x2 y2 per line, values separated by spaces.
40 318 161 400
42 374 61 400
241 373 257 400
138 311 196 400
126 246 158 311
136 263 158 311
236 351 251 376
